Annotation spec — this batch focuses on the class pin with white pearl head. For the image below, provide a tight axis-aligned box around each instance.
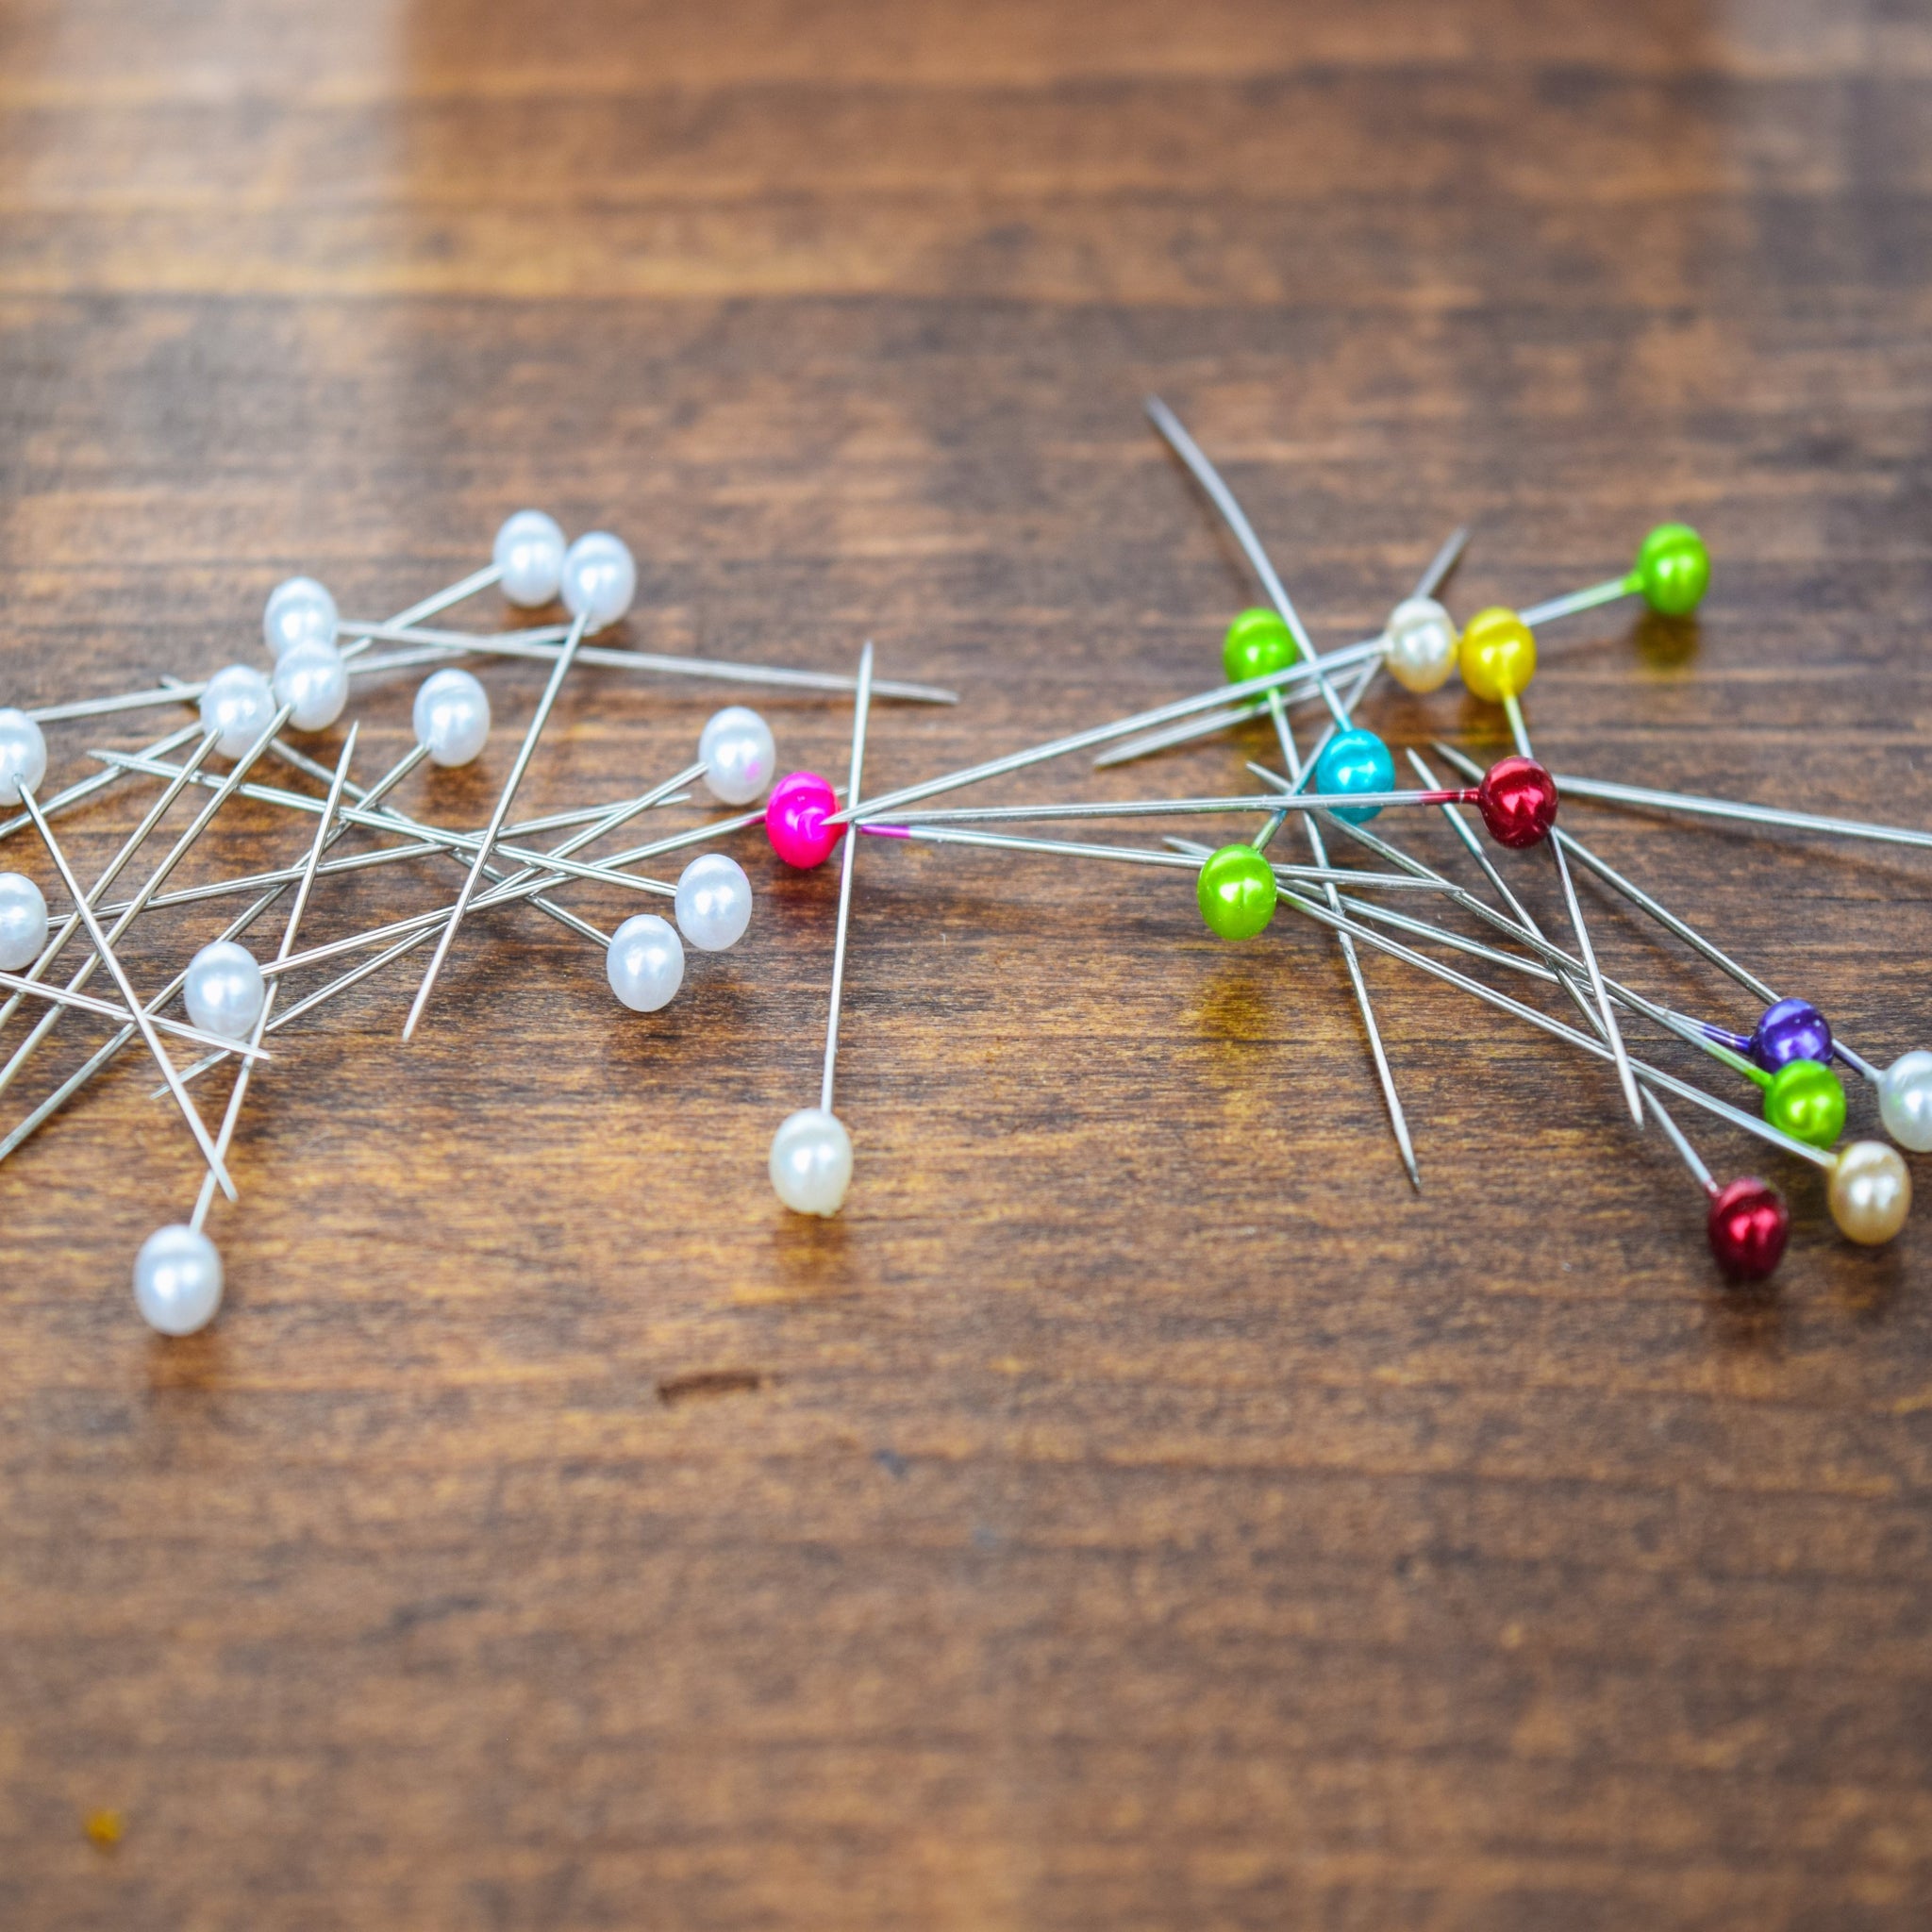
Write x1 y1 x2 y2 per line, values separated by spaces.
413 668 492 767
0 874 49 973
0 709 50 809
402 532 632 1040
14 780 237 1198
0 700 293 1113
271 639 350 735
137 727 358 1337
0 716 421 1166
288 508 570 672
700 706 778 807
0 724 228 1037
772 643 873 1216
198 664 279 758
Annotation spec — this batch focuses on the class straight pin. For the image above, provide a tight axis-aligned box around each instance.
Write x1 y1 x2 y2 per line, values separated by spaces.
771 644 874 1216
16 782 236 1198
402 605 593 1039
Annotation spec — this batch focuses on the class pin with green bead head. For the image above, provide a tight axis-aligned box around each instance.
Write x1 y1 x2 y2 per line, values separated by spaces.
1519 523 1711 628
1222 608 1297 685
1196 842 1277 941
1760 1057 1847 1151
1627 523 1710 617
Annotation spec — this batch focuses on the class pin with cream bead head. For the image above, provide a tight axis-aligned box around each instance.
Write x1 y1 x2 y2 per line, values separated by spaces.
771 642 873 1217
1827 1141 1913 1245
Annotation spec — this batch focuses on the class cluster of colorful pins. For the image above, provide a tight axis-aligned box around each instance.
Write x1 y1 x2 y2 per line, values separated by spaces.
1 512 958 1330
750 400 1915 1280
8 411 1923 1307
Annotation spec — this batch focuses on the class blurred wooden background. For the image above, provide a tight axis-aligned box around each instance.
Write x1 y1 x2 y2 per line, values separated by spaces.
3 1 1931 1924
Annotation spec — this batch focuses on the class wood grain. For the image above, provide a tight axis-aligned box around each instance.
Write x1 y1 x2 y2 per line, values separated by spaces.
3 2 1931 1925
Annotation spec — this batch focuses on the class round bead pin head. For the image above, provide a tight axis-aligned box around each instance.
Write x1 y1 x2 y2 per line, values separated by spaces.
1706 1177 1788 1282
1222 608 1295 685
1457 608 1537 704
1196 842 1277 941
1474 756 1558 849
1631 523 1709 617
765 771 842 869
1312 726 1395 824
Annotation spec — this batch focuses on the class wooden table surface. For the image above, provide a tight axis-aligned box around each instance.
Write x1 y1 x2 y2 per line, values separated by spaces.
4 2 1931 1924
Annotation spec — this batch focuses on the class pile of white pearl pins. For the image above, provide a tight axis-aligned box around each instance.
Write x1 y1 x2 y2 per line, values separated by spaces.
776 399 1916 1281
0 512 958 1335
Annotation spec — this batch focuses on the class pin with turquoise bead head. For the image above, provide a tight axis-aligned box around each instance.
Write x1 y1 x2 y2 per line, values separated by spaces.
1311 727 1396 824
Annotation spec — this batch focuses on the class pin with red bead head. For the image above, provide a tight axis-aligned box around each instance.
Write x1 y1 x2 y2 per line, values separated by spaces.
1384 746 1790 1287
1499 761 1932 1156
854 754 1559 945
1225 860 1909 1254
1426 735 1932 1157
1642 1097 1789 1284
1452 602 1643 1126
